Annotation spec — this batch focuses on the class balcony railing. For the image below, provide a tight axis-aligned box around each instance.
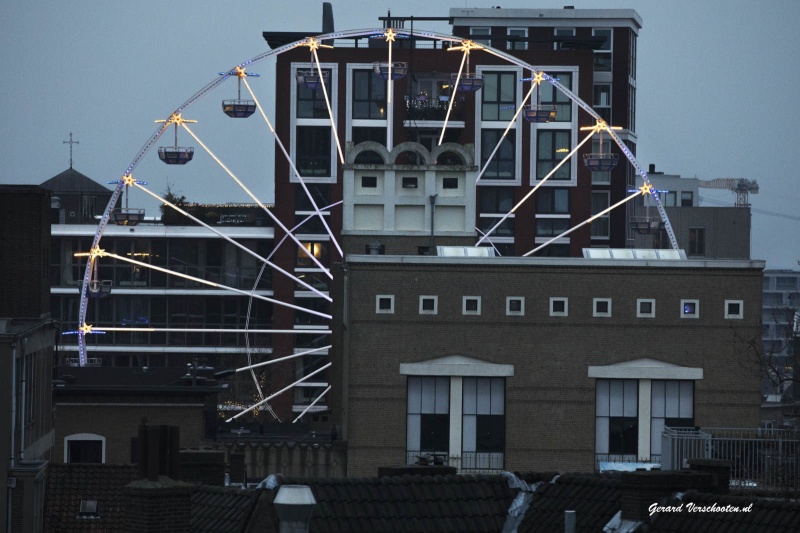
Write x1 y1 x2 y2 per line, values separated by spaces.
406 451 505 473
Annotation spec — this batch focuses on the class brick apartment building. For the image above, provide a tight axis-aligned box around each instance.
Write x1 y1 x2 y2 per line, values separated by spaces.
331 252 764 476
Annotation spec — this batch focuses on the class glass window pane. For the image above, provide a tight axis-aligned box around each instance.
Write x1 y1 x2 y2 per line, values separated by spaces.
596 416 609 454
596 379 609 416
435 376 450 414
421 376 436 413
462 414 476 452
665 381 679 418
679 381 694 418
651 380 665 417
477 378 491 415
490 378 505 415
609 380 623 416
407 413 421 450
623 380 638 417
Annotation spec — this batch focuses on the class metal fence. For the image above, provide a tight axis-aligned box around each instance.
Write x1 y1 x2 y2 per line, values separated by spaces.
662 427 800 491
406 451 505 474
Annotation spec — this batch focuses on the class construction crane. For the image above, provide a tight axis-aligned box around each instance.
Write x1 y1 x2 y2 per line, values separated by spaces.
697 178 759 207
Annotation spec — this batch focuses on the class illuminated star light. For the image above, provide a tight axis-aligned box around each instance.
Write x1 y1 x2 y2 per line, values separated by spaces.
384 28 397 42
639 183 654 196
448 38 484 54
122 174 137 187
155 113 197 127
532 71 546 85
89 246 106 261
78 323 93 335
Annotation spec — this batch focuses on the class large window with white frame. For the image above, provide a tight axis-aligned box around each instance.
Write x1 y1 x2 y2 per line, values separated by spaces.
470 27 491 46
553 27 575 50
536 130 571 180
481 129 516 181
593 83 612 124
293 63 337 182
482 71 517 122
595 379 638 461
461 377 505 470
507 28 527 50
351 68 387 120
407 376 450 462
539 72 573 122
649 380 694 460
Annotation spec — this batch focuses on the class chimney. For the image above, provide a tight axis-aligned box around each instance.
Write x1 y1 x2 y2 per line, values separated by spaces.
274 485 317 533
125 421 191 533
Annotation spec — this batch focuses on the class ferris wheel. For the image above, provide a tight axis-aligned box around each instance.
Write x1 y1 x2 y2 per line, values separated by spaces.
73 26 678 424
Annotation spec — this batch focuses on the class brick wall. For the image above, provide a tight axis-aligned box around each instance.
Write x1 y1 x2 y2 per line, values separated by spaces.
334 257 763 475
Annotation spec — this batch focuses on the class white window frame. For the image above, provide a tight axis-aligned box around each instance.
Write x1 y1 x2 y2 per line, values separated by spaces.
550 297 569 317
593 298 612 318
506 296 525 316
680 299 700 319
462 296 482 316
476 65 524 186
64 433 106 464
637 298 656 318
724 299 744 319
419 295 438 315
590 191 611 239
553 27 575 50
507 28 527 50
529 66 579 187
470 27 491 46
376 295 395 314
291 61 338 184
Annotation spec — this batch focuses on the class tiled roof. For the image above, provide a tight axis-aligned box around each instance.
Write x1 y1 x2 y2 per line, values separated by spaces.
517 472 623 533
191 485 261 533
40 167 111 194
261 473 517 533
45 463 138 533
649 489 800 533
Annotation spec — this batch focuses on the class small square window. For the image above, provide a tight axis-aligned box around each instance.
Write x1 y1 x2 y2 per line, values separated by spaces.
593 298 612 317
681 299 699 319
550 297 568 317
78 499 99 517
463 296 481 315
637 299 656 318
362 176 377 188
376 295 394 314
506 297 525 316
420 295 438 315
725 299 743 319
402 177 418 189
443 177 459 189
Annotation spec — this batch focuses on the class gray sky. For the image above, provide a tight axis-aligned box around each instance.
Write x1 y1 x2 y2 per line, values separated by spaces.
2 0 798 269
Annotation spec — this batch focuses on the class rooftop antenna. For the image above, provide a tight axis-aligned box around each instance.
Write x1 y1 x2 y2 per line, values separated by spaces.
63 132 79 169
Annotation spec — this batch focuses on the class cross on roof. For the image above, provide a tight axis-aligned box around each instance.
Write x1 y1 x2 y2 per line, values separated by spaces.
63 132 79 168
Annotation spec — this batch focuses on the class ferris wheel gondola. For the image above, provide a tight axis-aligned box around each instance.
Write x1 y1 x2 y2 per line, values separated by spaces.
221 67 259 118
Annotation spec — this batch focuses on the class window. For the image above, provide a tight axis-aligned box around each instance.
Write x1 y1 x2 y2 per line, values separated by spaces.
506 297 525 316
554 27 575 50
680 191 694 207
295 184 330 212
507 28 527 50
637 299 656 318
536 130 571 180
536 218 569 237
550 297 568 317
470 27 490 46
650 380 694 459
662 191 677 207
296 68 331 118
296 242 328 268
537 188 570 214
593 84 612 124
296 126 331 177
419 295 438 315
482 72 517 121
593 29 612 72
539 73 572 121
596 379 638 459
725 300 743 319
376 295 395 314
481 129 516 180
78 499 100 518
681 299 699 319
443 177 459 189
776 276 798 291
688 228 705 256
463 296 481 316
590 139 612 184
407 376 450 459
462 377 505 470
352 69 386 119
593 298 612 317
479 187 516 237
361 176 377 188
65 434 105 463
591 192 610 239
402 177 418 189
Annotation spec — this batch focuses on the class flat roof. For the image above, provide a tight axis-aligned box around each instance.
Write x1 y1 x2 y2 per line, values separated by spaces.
449 7 642 30
52 224 274 239
345 254 764 270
